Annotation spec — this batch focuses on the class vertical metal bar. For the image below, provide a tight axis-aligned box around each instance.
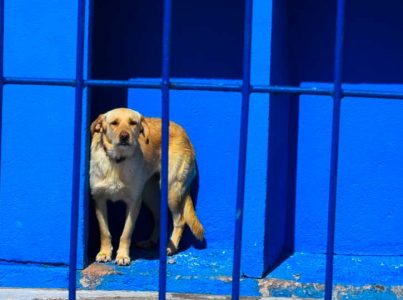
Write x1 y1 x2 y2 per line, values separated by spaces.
231 0 253 298
68 0 86 299
0 0 4 182
325 0 345 299
159 0 172 298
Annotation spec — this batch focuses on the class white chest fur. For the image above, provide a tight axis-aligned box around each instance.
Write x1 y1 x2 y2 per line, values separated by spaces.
89 148 144 202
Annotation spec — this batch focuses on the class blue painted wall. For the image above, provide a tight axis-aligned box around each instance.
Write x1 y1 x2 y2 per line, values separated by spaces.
296 83 403 255
277 0 403 255
1 0 403 292
0 0 88 268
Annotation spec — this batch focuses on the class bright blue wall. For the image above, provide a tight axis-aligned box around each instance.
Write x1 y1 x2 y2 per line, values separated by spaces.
0 0 88 267
0 86 74 263
296 83 403 254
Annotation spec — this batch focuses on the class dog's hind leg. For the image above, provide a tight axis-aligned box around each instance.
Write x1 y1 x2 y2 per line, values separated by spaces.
166 181 186 256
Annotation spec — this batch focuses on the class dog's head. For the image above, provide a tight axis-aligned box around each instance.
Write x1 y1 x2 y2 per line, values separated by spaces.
91 108 148 160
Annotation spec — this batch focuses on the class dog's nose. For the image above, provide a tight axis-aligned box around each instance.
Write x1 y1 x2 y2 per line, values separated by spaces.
119 131 130 142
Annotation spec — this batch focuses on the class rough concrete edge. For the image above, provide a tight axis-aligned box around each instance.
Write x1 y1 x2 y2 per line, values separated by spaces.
258 278 403 299
0 288 303 300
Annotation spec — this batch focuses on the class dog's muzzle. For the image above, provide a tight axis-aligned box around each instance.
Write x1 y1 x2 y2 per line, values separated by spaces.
119 131 130 146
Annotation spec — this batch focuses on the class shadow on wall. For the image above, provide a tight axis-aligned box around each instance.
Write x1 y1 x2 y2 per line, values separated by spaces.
284 0 403 84
263 94 298 275
91 0 243 80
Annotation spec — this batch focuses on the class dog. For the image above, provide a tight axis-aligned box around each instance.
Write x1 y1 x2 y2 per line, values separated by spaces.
89 107 204 265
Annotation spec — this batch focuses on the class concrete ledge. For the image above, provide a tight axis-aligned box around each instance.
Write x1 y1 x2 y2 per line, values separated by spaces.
0 288 298 300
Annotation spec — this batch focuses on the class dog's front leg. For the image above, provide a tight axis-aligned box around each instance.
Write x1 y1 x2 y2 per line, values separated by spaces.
116 199 141 266
94 198 113 262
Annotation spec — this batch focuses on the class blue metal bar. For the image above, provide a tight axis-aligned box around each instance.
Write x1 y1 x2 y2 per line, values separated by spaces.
159 0 172 298
3 76 403 100
231 0 253 298
68 0 86 299
0 0 4 182
86 79 161 89
4 77 75 86
325 0 346 299
343 89 403 100
253 85 331 95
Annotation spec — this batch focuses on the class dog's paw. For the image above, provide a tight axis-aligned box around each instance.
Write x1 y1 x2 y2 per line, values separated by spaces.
96 251 112 263
115 254 131 266
166 247 177 256
166 240 178 256
136 240 157 250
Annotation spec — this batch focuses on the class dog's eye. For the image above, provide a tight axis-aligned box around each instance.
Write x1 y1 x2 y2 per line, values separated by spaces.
129 120 138 126
110 120 119 126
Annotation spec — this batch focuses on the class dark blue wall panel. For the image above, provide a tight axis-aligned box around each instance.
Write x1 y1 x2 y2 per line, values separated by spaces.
343 0 403 83
284 0 403 84
91 0 244 80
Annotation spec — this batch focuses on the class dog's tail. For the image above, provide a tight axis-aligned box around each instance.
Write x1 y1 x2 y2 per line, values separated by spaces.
184 194 204 241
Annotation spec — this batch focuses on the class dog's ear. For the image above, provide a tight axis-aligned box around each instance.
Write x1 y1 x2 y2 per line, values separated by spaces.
140 116 150 144
90 114 106 135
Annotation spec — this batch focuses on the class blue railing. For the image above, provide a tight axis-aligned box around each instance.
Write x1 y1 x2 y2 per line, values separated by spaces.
231 0 253 298
159 0 172 298
325 0 345 299
0 0 402 299
67 0 86 298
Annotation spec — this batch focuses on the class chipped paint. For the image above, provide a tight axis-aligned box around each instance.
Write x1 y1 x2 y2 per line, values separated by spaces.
80 263 121 289
258 278 403 299
215 276 233 283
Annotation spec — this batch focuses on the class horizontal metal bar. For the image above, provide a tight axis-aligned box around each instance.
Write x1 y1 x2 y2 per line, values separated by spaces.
4 77 75 86
254 85 332 95
170 81 241 92
4 77 403 100
85 79 161 89
343 90 403 99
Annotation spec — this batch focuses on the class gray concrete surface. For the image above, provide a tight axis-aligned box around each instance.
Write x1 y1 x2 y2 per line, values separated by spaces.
0 288 303 300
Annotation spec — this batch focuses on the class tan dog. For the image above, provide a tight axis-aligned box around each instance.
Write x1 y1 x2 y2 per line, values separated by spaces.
89 108 204 265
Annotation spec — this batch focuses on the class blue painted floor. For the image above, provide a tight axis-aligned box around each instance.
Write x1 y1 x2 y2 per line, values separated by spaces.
0 249 402 298
83 247 260 296
268 252 403 286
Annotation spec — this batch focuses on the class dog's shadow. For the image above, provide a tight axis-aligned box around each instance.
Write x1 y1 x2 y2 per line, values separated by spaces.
130 164 207 260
